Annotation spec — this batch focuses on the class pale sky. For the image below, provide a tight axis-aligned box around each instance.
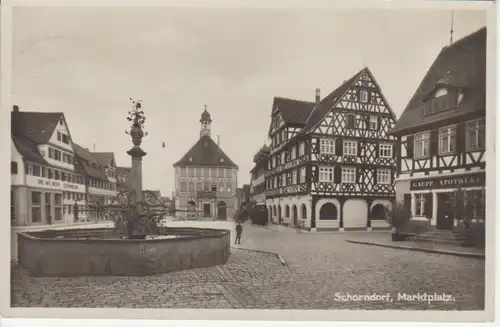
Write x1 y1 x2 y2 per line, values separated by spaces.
12 7 486 196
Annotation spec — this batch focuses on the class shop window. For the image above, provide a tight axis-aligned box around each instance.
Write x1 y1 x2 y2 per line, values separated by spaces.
31 191 42 223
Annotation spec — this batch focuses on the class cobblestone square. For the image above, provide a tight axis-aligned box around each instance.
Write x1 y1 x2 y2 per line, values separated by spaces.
11 222 485 310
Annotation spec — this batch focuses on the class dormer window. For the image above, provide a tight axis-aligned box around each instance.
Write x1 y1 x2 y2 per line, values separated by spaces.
188 157 192 162
435 88 448 97
457 92 464 105
220 158 225 163
59 118 63 125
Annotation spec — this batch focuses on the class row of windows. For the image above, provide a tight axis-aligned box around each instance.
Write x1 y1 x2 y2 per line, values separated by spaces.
346 114 379 130
89 177 115 191
179 182 234 193
47 146 74 165
56 131 70 145
270 126 288 148
267 167 307 189
414 190 485 218
318 167 391 184
23 162 85 184
319 139 393 157
30 191 63 223
269 142 306 170
64 191 84 201
412 118 485 158
179 167 236 178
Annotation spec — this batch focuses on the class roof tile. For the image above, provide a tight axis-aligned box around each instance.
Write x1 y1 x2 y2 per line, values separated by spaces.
173 135 238 168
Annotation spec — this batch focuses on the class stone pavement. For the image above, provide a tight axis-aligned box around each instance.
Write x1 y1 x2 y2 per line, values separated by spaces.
11 221 485 309
345 232 485 259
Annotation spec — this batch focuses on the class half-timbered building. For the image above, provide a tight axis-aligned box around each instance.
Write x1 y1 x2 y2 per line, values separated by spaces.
249 145 270 207
266 67 397 231
390 27 486 232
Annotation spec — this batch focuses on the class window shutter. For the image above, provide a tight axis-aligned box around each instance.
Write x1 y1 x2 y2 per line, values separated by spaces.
356 168 360 183
406 135 414 158
376 143 380 158
347 115 354 128
456 123 465 152
392 143 396 158
334 166 341 183
336 138 343 155
357 141 362 156
313 137 320 153
11 161 18 174
430 129 438 156
374 169 378 184
313 165 319 182
424 193 433 219
377 116 381 130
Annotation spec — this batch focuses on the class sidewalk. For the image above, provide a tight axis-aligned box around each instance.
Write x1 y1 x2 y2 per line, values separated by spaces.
346 232 485 259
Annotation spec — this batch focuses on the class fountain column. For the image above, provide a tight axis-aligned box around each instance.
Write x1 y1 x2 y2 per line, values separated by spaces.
126 99 148 215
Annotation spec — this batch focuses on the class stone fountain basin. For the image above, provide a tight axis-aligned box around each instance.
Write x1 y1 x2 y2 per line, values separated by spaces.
17 227 231 277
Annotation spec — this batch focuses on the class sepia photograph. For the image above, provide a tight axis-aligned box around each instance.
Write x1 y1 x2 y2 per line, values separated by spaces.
1 0 495 323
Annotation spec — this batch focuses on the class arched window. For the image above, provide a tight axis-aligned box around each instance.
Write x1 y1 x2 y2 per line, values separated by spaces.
371 204 387 220
319 203 338 220
301 204 307 220
285 205 290 217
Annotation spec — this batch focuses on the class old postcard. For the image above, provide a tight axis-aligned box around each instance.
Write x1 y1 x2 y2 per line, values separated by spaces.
0 0 495 323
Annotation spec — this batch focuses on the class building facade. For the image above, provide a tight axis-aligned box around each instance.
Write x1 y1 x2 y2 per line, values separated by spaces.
265 67 397 231
249 145 270 207
173 107 239 219
72 145 117 220
390 27 486 231
11 106 88 226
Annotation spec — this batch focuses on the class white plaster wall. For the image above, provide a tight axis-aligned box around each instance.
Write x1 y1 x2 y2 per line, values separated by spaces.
315 198 340 229
266 195 311 226
343 199 368 228
49 117 74 152
11 139 25 186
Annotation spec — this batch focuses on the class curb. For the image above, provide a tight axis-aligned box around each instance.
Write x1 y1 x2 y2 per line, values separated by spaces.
232 246 287 265
346 240 485 259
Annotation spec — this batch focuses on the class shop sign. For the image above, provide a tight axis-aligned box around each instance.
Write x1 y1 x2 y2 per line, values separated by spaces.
26 175 84 192
410 172 485 190
197 191 216 199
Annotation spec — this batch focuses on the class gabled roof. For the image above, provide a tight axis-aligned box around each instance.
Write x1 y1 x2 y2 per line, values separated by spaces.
12 135 47 165
72 143 108 180
91 152 116 168
391 27 486 135
268 97 315 137
302 69 365 133
11 110 64 144
274 97 315 124
173 135 238 168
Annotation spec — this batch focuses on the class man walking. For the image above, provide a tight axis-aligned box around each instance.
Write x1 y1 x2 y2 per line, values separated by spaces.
235 221 243 244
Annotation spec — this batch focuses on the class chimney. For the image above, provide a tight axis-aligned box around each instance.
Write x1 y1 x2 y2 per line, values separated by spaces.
12 105 19 112
315 88 321 105
217 135 220 146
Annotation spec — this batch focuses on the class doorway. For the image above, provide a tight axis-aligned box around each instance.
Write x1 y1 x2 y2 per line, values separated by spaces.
436 193 454 230
217 201 227 220
203 203 211 217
